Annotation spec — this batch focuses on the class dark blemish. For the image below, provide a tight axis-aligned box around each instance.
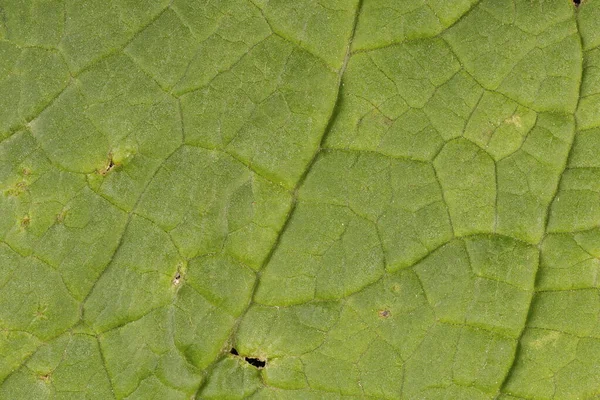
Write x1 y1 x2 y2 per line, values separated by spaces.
245 356 266 369
98 155 116 176
21 168 31 176
573 0 581 5
172 272 182 286
378 309 391 318
230 347 239 355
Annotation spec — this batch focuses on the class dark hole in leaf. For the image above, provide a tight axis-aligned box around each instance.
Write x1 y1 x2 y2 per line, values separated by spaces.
245 357 266 368
172 271 182 286
230 348 266 368
573 0 581 5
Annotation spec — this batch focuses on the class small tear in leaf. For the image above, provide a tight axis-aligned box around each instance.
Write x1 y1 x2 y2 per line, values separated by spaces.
98 154 116 176
245 357 266 369
230 348 239 356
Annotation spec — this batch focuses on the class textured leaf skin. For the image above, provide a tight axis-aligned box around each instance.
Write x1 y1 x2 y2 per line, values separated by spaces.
0 0 599 399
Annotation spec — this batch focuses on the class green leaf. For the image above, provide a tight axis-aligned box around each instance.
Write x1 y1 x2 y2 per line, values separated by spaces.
1 0 599 399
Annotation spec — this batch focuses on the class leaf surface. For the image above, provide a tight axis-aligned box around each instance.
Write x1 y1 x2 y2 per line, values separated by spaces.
1 0 600 399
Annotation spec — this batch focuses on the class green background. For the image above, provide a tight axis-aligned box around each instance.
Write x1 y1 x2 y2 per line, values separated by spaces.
1 0 600 398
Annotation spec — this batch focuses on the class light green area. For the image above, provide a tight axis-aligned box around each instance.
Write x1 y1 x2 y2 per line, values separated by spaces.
1 0 599 399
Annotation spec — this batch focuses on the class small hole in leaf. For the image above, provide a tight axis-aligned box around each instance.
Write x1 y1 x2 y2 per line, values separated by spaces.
230 348 266 368
573 0 581 6
245 357 266 368
172 272 182 286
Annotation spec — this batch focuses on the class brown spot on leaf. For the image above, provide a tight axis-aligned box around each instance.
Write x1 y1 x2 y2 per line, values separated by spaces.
35 304 48 320
56 211 66 224
21 215 31 227
378 309 391 318
5 181 27 196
